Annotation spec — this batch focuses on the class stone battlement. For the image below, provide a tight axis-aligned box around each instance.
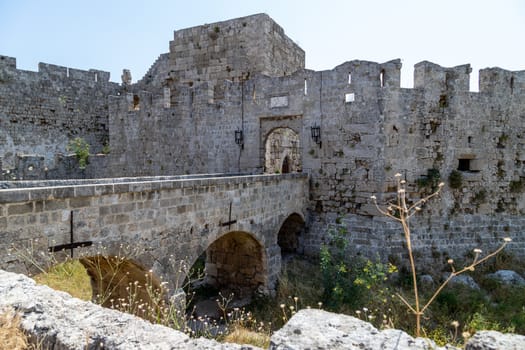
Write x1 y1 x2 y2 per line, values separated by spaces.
0 55 111 83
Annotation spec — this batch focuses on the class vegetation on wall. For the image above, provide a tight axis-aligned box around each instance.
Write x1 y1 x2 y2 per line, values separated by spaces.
67 137 90 169
416 168 441 192
448 170 463 189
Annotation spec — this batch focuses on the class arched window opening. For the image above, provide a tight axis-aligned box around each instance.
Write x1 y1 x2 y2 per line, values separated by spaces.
380 69 385 88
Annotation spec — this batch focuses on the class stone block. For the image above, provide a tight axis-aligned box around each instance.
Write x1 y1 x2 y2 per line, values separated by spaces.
69 197 92 208
44 199 68 211
52 187 75 199
7 202 33 216
0 190 30 204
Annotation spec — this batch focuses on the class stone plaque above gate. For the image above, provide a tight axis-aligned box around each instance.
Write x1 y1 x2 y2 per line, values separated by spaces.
270 95 289 108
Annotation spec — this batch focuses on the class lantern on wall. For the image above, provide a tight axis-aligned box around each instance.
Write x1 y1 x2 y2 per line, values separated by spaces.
310 124 321 147
235 129 244 149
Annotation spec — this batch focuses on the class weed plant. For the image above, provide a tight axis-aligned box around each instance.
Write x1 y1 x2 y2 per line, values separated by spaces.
67 137 90 169
371 173 512 338
0 308 31 350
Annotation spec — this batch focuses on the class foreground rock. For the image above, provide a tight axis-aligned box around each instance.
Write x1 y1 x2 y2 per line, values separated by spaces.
0 270 259 350
270 309 525 350
270 309 455 350
467 330 525 349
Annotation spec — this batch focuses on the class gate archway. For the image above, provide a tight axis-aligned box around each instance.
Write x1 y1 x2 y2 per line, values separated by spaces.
264 127 301 174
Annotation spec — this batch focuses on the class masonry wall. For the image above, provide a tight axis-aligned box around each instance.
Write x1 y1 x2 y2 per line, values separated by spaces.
301 61 525 264
167 13 304 86
0 55 121 180
1 14 524 266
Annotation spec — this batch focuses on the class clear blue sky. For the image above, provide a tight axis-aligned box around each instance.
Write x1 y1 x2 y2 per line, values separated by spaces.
1 0 524 88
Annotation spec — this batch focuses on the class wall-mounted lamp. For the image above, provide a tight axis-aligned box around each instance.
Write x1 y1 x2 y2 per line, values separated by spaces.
235 129 244 149
310 124 321 148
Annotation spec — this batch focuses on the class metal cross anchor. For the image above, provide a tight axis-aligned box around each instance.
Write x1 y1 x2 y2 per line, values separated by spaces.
48 210 93 258
219 201 237 229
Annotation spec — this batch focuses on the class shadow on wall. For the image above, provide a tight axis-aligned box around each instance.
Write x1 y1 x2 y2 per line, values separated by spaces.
278 213 305 254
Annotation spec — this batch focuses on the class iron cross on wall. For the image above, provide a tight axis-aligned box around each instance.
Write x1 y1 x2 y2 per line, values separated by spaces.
220 201 237 229
48 210 92 258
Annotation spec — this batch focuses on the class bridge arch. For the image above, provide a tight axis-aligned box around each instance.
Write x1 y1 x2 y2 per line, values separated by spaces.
277 212 306 254
201 231 267 297
79 255 164 310
264 127 301 174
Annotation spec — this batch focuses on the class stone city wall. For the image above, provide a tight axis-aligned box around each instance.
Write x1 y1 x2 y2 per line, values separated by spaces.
0 55 122 179
1 13 524 264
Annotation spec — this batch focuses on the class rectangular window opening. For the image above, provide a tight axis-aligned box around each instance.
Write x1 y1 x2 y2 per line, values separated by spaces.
348 73 352 84
345 93 355 103
457 158 471 171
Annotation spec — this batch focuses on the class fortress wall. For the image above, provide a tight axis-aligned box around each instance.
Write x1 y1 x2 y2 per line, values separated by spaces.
106 80 246 177
1 14 524 263
0 55 121 179
299 60 525 263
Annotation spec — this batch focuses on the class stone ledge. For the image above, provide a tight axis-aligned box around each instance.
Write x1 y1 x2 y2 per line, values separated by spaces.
0 173 308 203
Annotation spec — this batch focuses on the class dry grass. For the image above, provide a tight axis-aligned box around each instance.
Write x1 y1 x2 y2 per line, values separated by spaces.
33 259 92 301
222 325 270 348
0 308 29 350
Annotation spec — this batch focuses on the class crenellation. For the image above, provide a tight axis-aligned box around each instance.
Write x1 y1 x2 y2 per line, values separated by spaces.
38 62 68 78
0 55 16 69
444 64 471 92
414 60 447 91
479 67 514 95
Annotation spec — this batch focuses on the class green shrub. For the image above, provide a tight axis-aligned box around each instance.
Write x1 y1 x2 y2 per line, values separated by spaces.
448 170 462 189
509 179 524 193
417 168 441 192
67 137 90 169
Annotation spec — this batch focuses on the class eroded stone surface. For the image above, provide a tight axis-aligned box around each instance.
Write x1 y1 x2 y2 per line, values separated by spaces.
0 269 260 350
465 330 525 350
270 309 455 350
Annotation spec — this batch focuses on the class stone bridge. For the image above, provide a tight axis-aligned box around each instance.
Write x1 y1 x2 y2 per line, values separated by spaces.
0 173 308 300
